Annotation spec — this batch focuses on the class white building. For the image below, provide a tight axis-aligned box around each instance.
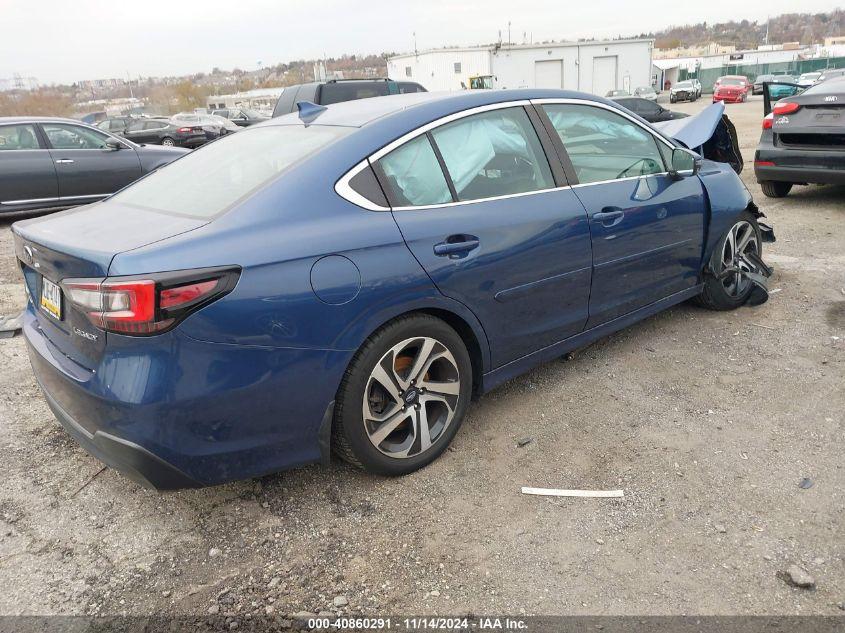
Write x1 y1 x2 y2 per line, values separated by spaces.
387 39 654 96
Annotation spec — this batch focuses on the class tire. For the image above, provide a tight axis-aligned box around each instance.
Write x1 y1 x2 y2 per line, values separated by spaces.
332 314 473 475
695 211 763 311
161 137 176 147
761 181 792 198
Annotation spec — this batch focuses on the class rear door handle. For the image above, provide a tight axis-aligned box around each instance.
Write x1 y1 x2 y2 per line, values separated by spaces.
433 235 480 257
592 208 625 227
54 159 74 164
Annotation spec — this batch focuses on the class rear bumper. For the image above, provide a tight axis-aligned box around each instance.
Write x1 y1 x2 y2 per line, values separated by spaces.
37 378 202 489
23 308 350 489
754 146 845 185
181 137 208 148
754 163 845 185
713 94 744 103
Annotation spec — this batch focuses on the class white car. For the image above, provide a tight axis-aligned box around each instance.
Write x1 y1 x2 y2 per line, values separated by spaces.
797 72 821 87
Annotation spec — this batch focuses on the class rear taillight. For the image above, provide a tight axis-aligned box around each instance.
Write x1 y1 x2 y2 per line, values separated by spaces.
773 101 800 115
762 113 774 129
63 267 239 336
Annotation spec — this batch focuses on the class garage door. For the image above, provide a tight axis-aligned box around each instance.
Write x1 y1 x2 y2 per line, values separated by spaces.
592 56 618 96
535 60 563 89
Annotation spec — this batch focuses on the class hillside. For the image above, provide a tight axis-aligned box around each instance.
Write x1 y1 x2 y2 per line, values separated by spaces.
640 9 845 50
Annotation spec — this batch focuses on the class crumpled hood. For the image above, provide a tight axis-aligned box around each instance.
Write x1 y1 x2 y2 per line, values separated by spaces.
653 102 725 150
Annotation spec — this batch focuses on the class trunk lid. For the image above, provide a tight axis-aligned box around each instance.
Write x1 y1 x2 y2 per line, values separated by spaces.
13 201 207 370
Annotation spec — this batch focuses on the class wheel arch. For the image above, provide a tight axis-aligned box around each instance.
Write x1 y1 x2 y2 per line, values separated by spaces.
698 162 760 268
343 299 491 397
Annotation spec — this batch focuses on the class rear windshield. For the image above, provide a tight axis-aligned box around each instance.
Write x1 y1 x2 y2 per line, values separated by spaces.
111 124 351 218
319 82 390 105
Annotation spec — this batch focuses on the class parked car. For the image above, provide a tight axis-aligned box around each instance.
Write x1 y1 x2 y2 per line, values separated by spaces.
713 77 749 103
753 74 797 95
12 90 772 489
122 118 208 148
632 86 658 101
172 113 240 137
690 79 703 98
209 107 268 127
669 80 698 103
96 116 139 135
605 89 630 98
0 117 187 215
611 96 687 122
714 75 750 91
816 68 845 83
796 72 821 87
755 75 845 198
271 78 427 117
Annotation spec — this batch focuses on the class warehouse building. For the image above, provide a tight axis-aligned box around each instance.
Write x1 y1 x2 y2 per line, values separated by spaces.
387 39 654 96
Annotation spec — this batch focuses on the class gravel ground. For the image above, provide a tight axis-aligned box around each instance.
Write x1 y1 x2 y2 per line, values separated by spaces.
0 96 842 619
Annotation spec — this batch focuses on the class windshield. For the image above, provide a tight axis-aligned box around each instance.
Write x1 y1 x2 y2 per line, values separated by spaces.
111 124 351 218
721 79 744 86
675 82 692 88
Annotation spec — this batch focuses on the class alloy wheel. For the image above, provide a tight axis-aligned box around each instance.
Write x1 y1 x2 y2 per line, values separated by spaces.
720 220 760 297
362 336 461 458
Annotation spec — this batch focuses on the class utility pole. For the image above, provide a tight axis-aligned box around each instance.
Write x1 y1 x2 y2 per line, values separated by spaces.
413 32 417 56
765 16 769 46
508 21 511 45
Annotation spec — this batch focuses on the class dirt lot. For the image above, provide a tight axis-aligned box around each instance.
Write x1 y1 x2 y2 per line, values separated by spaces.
0 97 842 620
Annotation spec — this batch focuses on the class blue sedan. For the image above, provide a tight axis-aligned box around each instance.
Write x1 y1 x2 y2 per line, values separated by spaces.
13 90 771 489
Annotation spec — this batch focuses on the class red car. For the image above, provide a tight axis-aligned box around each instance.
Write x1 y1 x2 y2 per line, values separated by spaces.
713 76 750 103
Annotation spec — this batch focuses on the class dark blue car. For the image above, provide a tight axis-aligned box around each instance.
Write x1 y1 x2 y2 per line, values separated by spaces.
13 90 771 489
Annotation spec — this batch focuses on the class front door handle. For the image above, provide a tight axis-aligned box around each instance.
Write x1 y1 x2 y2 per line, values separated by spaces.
592 208 625 227
433 235 480 257
54 159 74 164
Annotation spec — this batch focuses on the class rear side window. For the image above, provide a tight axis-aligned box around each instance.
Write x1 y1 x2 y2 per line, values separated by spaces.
430 107 554 201
272 87 299 117
319 82 389 106
378 135 452 207
111 125 352 218
542 104 665 184
398 82 426 94
0 124 40 150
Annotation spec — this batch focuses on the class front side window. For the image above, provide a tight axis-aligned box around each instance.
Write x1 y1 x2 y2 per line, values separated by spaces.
430 107 554 201
378 135 452 207
0 124 40 150
542 104 666 184
42 123 109 150
111 124 351 218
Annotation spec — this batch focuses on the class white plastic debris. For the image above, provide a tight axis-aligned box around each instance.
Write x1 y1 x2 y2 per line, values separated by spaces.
520 487 624 498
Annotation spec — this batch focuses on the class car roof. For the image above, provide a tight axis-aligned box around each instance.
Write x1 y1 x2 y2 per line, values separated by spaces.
0 116 89 125
265 89 623 130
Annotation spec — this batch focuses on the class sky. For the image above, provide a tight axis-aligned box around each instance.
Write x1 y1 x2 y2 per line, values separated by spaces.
1 0 843 85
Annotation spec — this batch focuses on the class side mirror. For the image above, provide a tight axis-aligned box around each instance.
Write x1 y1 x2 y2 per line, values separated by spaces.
104 137 123 151
669 147 700 179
